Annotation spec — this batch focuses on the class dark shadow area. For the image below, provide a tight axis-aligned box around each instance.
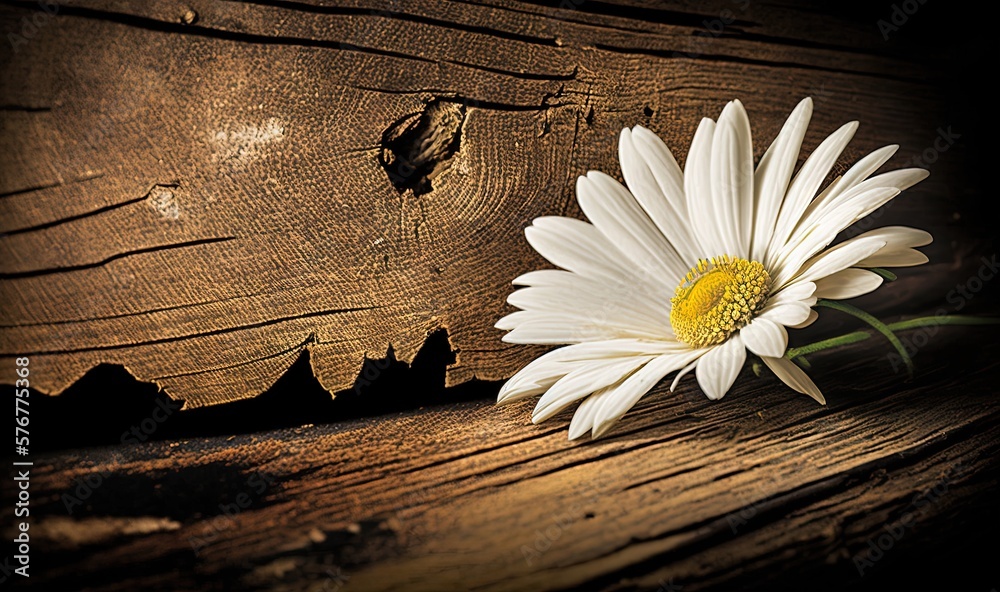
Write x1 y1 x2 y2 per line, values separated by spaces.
15 461 283 591
34 460 281 521
2 329 501 454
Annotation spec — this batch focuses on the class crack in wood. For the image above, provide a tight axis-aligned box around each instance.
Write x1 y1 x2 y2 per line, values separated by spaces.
0 290 269 329
0 1 577 81
0 236 236 280
0 171 105 199
1 183 178 237
0 104 52 111
594 43 923 84
152 333 317 381
1 304 382 357
236 0 562 47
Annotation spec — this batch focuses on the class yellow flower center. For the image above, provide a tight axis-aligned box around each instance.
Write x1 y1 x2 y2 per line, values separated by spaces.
670 256 771 348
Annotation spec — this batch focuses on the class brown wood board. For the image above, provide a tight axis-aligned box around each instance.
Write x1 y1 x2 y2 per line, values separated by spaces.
0 0 981 407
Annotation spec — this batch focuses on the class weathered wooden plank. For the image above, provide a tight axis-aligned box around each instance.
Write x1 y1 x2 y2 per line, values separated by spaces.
0 0 975 409
14 330 1000 590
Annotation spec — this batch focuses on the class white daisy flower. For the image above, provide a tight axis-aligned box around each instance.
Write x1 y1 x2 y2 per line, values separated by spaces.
496 98 932 439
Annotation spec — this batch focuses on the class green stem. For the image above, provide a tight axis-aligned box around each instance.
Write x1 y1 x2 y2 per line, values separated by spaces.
886 315 1000 332
785 314 1000 367
785 330 871 359
814 299 914 378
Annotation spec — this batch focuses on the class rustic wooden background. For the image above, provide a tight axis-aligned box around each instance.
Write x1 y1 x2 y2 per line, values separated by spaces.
0 0 994 405
1 0 997 590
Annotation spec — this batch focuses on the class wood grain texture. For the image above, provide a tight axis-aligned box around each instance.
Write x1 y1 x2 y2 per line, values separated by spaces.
0 0 984 407
11 332 999 591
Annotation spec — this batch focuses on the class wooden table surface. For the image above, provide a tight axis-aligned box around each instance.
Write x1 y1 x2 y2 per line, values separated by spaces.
12 327 999 591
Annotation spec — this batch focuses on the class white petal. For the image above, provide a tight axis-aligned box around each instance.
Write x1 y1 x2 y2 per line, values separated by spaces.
740 317 788 357
532 356 654 423
592 349 707 438
790 236 887 286
497 359 576 405
788 309 819 329
857 167 929 192
509 269 666 319
829 144 900 194
766 121 859 266
577 173 685 285
684 117 720 256
670 359 698 391
851 225 932 248
759 302 813 326
772 187 898 286
794 169 926 243
851 226 933 268
859 249 928 267
506 287 670 332
512 269 558 286
496 339 683 404
710 100 754 257
751 98 813 262
495 310 525 331
695 334 746 400
619 127 701 263
848 168 929 208
497 377 559 406
501 315 667 344
534 339 688 360
768 280 817 306
632 126 686 207
761 356 826 404
568 387 611 440
524 220 625 283
814 268 884 299
800 144 899 224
